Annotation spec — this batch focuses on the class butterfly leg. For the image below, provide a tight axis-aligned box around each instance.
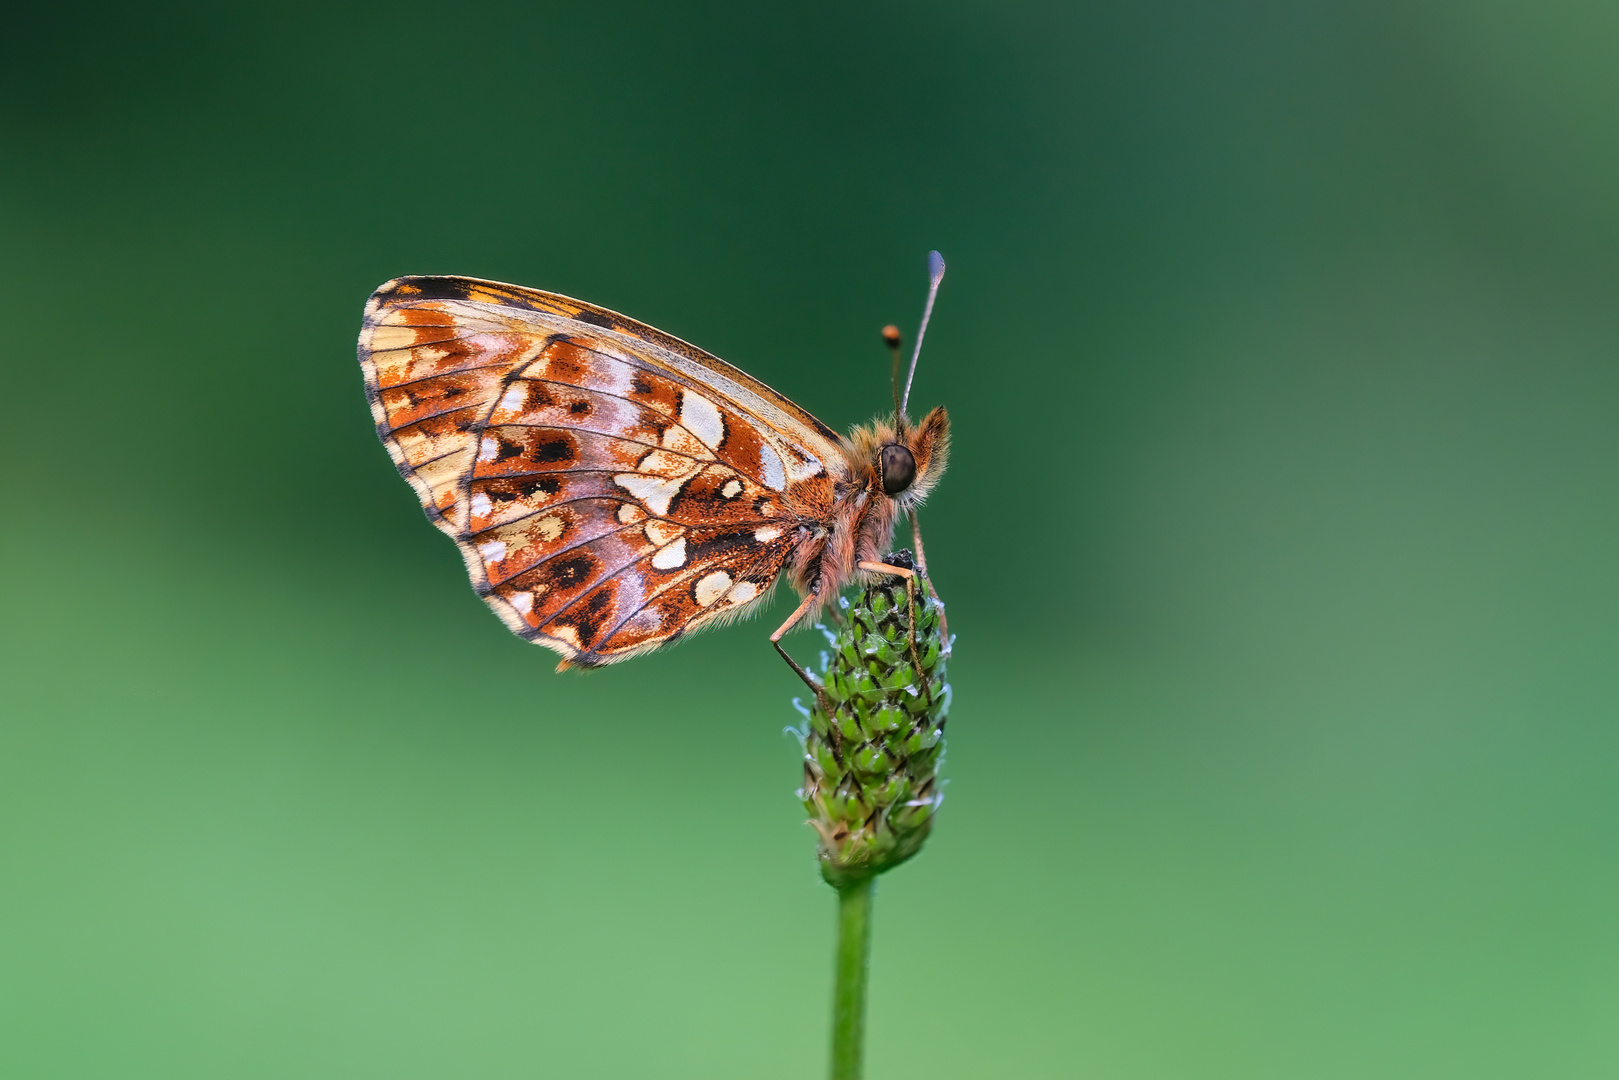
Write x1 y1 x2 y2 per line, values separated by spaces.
856 560 926 685
770 590 824 695
906 508 931 575
907 508 948 646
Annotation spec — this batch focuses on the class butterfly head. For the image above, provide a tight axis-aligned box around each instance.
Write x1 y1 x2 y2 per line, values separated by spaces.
851 406 950 508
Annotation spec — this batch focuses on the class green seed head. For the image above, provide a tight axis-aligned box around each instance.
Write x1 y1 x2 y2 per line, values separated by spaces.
795 551 951 888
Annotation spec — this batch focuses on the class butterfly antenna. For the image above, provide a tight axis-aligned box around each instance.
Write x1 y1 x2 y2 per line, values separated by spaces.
882 324 904 420
899 250 946 418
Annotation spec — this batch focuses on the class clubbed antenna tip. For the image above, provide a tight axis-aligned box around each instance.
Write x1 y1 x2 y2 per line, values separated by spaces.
882 325 904 417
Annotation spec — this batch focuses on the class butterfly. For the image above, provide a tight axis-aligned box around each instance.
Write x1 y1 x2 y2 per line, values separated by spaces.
356 253 949 678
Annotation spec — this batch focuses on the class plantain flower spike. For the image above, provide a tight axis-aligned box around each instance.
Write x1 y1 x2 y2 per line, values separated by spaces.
796 550 951 887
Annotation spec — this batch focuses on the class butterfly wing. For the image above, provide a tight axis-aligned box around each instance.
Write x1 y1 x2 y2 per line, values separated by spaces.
358 275 847 666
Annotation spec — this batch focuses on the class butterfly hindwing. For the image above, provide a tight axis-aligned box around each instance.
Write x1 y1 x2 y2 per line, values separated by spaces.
359 276 843 665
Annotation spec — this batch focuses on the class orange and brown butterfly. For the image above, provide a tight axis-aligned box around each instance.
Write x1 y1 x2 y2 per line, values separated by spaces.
356 253 949 677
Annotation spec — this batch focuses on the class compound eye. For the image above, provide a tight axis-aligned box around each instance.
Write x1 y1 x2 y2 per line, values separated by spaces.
879 444 916 496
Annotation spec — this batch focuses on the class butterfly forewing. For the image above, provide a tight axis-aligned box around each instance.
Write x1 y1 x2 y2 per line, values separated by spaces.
359 275 842 666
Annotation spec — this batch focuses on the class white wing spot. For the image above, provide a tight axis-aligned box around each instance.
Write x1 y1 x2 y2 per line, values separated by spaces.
753 526 782 543
727 581 761 605
679 390 726 450
498 384 525 414
636 448 697 480
784 450 824 483
660 425 706 455
721 479 743 499
614 473 688 517
594 354 634 397
644 519 684 547
695 570 733 607
477 540 507 564
758 441 786 491
651 537 688 570
617 503 647 525
470 492 492 518
509 591 533 616
368 324 416 352
478 437 499 463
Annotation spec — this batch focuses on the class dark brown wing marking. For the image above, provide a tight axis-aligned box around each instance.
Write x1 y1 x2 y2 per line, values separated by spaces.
369 275 845 459
358 279 837 665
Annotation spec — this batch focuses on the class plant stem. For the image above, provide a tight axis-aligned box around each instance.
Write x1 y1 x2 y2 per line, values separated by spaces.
830 877 875 1080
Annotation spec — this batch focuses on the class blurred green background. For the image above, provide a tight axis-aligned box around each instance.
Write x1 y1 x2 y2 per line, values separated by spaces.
3 1 1617 1076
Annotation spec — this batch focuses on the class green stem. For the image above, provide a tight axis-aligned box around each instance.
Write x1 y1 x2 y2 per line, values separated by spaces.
830 877 875 1080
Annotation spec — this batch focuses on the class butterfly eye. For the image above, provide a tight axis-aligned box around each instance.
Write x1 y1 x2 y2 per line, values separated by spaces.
879 444 916 496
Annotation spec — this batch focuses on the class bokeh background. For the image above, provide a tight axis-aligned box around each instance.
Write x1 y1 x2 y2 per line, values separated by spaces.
4 2 1617 1076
